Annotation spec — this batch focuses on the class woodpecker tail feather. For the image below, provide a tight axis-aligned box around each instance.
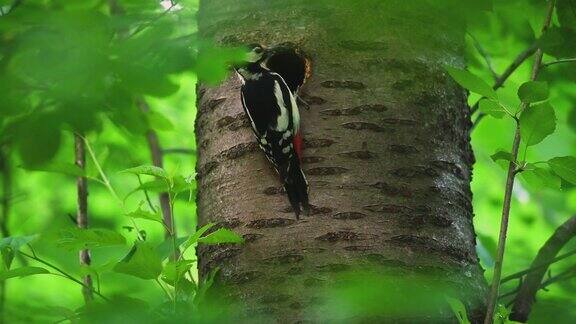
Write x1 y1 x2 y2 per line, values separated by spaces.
281 156 310 219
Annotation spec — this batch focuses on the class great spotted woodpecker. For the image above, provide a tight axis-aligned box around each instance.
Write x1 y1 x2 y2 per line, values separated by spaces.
235 44 310 219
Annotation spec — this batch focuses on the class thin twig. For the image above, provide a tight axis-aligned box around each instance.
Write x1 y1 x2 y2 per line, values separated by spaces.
501 248 576 283
501 266 576 302
83 137 145 242
483 2 556 323
127 2 177 39
19 251 110 301
137 99 174 241
541 57 576 68
163 148 196 155
469 32 498 81
74 133 94 303
510 215 576 321
137 174 158 214
470 42 539 116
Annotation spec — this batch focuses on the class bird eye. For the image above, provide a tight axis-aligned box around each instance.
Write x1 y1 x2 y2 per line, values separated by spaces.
254 47 263 54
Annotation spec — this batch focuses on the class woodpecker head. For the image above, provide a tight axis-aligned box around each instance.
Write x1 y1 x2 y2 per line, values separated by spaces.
244 43 268 64
235 43 271 82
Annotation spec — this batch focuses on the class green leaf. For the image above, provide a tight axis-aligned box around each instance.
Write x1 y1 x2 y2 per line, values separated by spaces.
519 102 556 146
548 156 576 184
114 242 163 280
445 66 497 99
125 205 163 223
522 166 562 190
0 266 50 281
121 165 169 180
197 228 244 245
557 0 576 30
182 223 216 251
161 259 195 286
478 99 506 118
156 237 188 261
490 150 513 163
0 235 39 250
147 111 174 132
25 162 86 177
517 81 549 103
568 107 576 133
194 267 219 306
446 297 471 324
1 248 14 271
57 228 126 250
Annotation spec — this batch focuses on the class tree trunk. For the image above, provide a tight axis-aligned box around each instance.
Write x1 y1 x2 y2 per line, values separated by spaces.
195 1 487 322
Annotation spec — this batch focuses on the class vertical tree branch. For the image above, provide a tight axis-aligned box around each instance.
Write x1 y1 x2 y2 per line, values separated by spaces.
510 215 576 321
0 146 11 322
137 99 174 240
74 134 93 302
483 1 556 323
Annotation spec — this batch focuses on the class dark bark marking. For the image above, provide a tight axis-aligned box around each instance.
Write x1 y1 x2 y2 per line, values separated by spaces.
216 114 251 131
260 294 291 304
281 204 332 215
381 118 417 126
225 270 263 285
343 245 373 251
413 91 442 107
306 166 348 176
203 97 227 111
332 212 366 220
339 40 388 51
197 161 219 178
431 160 466 180
218 142 259 160
363 204 410 213
205 247 242 269
246 218 296 228
287 267 304 275
243 233 264 243
310 205 333 215
342 122 391 133
390 166 438 179
364 254 408 267
303 277 325 287
401 213 453 229
217 218 243 229
263 186 284 195
316 263 351 273
339 150 375 160
321 80 366 90
316 231 362 242
301 95 326 105
321 104 387 116
392 79 414 91
301 156 326 164
389 145 419 155
304 138 335 148
387 235 472 263
263 253 304 265
370 182 413 198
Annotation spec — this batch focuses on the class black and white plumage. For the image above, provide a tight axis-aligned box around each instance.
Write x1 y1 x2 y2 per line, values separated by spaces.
236 44 310 219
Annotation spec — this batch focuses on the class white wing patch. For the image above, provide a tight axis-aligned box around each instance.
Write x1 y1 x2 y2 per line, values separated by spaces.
271 72 300 133
241 92 259 136
273 80 290 131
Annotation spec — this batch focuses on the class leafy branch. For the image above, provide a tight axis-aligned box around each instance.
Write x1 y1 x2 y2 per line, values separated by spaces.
19 249 110 302
483 2 556 323
509 215 576 321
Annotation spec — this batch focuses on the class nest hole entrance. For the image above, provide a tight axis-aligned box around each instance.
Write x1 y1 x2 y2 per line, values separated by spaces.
266 43 311 92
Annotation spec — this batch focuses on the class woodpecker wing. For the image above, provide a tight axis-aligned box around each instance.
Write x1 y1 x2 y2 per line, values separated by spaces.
240 72 298 167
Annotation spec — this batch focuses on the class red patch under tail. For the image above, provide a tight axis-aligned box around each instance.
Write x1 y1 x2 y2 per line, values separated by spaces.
293 133 303 162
